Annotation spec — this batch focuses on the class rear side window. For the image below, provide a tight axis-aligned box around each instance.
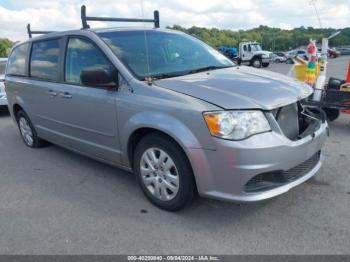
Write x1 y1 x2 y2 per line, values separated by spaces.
30 39 60 81
65 37 113 84
6 43 29 76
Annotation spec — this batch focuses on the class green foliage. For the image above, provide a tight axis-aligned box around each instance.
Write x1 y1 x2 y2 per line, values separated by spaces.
0 38 15 57
167 25 350 51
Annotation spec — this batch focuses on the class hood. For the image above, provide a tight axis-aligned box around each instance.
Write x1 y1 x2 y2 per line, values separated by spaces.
254 50 272 56
154 66 313 110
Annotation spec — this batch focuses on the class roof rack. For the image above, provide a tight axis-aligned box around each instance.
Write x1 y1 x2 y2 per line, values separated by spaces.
80 5 160 29
27 24 56 38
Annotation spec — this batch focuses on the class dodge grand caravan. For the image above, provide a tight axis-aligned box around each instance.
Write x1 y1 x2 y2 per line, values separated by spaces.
5 10 328 211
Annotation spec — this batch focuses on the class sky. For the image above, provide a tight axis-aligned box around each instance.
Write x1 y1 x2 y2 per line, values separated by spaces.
0 0 349 41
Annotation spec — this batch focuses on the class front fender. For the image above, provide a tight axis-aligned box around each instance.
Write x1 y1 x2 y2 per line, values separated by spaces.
120 111 211 166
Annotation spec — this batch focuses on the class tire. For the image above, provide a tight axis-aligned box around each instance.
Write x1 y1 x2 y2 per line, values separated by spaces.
133 133 195 211
286 58 294 64
251 58 262 68
16 110 45 148
262 62 270 68
323 108 340 122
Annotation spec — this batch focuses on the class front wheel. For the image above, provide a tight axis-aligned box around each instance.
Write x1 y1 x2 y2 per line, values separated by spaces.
251 58 262 68
262 62 270 68
134 133 195 211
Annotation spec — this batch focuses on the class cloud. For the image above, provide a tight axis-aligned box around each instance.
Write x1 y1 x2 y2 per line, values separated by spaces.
0 0 349 41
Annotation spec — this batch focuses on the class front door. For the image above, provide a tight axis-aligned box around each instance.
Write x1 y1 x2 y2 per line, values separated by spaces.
55 36 121 164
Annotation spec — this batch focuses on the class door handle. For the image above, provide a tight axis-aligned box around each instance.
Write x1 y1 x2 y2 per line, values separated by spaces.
60 92 72 99
48 90 58 97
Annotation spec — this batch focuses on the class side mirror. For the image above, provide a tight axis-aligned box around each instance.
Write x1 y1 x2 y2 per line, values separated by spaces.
80 68 118 89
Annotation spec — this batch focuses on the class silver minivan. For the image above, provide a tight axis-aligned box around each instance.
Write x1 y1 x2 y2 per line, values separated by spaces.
5 9 328 211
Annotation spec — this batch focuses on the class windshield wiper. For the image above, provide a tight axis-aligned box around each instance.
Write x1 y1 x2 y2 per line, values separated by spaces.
143 65 234 82
143 72 185 82
187 65 233 74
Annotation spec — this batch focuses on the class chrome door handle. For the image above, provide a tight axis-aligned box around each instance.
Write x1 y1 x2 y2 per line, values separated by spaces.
48 90 58 97
60 92 72 99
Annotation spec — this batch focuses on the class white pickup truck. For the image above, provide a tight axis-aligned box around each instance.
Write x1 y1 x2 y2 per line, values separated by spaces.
236 42 272 68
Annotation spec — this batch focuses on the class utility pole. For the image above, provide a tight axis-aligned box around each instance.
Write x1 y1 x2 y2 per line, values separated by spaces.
309 0 322 28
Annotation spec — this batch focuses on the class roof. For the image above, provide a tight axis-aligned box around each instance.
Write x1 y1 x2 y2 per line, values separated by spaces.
22 27 178 43
91 27 172 34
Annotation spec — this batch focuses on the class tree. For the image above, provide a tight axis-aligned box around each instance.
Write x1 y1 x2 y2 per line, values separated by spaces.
0 38 15 57
167 25 350 51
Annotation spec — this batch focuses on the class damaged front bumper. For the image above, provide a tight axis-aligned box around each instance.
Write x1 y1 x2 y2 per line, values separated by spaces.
190 102 329 202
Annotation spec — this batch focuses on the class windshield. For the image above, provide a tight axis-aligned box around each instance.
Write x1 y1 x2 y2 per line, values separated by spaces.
250 44 262 52
98 30 234 80
0 61 6 75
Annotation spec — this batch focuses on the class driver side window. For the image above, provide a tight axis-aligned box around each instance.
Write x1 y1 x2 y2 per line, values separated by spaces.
65 37 114 85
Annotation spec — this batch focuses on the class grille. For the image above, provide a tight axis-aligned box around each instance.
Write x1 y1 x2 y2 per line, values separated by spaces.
244 151 320 192
284 152 320 181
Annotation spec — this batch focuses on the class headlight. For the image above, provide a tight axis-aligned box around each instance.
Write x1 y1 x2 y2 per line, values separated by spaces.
203 110 271 140
262 54 269 58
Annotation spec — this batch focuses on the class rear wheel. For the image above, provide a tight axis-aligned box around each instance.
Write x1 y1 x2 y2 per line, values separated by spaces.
16 110 45 148
134 133 195 211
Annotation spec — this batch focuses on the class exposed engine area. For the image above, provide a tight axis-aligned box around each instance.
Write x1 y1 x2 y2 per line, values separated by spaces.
272 101 326 141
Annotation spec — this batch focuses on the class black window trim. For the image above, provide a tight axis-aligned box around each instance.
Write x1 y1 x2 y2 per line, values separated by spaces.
63 34 119 90
29 37 64 83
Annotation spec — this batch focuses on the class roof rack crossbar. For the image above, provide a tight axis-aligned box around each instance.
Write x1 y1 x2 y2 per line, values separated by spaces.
81 5 160 29
27 24 56 38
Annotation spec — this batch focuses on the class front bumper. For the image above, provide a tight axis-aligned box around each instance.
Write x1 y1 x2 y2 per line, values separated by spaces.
189 120 328 203
262 58 271 63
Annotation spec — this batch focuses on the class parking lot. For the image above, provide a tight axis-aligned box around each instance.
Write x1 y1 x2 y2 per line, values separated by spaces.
0 57 349 255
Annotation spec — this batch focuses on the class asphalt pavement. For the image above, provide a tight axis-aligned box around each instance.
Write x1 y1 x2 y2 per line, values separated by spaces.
0 56 349 255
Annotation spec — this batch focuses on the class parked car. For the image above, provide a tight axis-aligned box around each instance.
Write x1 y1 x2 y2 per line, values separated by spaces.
317 48 341 58
5 11 328 211
0 58 8 107
272 52 287 63
285 50 308 63
328 48 340 58
338 47 350 56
